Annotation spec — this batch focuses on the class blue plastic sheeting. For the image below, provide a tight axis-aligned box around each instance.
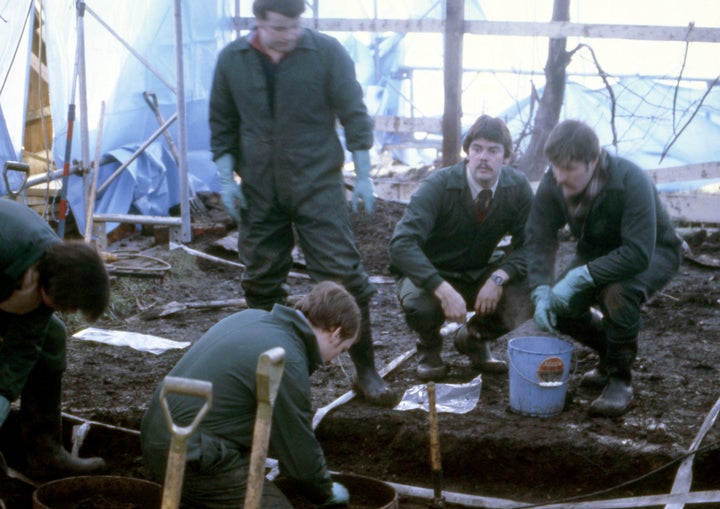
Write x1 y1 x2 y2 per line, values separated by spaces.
0 0 717 230
504 79 720 172
43 0 225 232
503 79 720 192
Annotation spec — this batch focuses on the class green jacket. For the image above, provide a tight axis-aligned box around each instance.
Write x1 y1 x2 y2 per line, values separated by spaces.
209 28 373 205
389 161 534 291
525 154 681 289
0 199 59 402
140 305 333 503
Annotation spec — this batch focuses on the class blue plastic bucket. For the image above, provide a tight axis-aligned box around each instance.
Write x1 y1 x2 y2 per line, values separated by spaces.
508 336 574 417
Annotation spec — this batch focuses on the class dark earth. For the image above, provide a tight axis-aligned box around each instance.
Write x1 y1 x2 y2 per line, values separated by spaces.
2 190 720 508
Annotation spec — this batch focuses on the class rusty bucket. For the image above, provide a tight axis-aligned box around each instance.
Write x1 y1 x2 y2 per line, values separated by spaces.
277 473 398 508
32 475 162 509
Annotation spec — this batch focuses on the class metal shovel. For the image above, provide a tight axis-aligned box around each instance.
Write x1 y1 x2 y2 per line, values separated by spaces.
244 347 286 509
159 376 213 509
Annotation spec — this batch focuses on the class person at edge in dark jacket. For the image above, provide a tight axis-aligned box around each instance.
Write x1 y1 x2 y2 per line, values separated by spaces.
0 199 109 480
525 119 681 417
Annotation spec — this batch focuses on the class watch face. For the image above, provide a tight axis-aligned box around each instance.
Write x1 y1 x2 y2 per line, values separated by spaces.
491 274 504 286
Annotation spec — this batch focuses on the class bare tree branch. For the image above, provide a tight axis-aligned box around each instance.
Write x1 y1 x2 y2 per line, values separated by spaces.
576 43 618 149
661 75 720 163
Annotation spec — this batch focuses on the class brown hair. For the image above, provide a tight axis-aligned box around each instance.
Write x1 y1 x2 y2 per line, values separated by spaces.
37 240 110 321
462 114 513 159
295 281 360 344
544 119 601 167
253 0 305 19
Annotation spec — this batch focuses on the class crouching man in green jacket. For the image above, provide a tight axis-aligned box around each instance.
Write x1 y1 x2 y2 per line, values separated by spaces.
389 115 534 381
141 281 360 508
525 120 681 417
0 198 109 480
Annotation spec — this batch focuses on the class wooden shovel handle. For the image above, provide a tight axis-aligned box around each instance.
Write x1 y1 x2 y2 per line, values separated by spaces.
244 347 286 509
159 376 213 509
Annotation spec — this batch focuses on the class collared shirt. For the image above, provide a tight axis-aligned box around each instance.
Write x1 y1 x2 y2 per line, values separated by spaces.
465 162 499 200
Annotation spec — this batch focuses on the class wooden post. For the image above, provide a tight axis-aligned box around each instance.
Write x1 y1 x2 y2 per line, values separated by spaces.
442 0 464 167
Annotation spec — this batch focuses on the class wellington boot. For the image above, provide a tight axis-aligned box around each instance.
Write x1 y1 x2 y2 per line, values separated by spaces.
25 445 107 481
453 325 507 374
353 366 399 407
589 377 633 417
580 366 609 388
416 347 448 382
350 303 400 407
21 369 107 481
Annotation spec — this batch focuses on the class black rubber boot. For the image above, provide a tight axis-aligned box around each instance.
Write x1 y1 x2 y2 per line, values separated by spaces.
588 339 636 417
21 370 107 481
350 304 400 407
453 324 507 374
415 330 448 381
580 361 608 388
589 377 633 417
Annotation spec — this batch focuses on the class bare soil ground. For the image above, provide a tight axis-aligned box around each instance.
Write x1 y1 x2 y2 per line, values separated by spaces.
3 193 720 508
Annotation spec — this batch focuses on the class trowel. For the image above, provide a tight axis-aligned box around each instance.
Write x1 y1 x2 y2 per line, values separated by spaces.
682 239 720 268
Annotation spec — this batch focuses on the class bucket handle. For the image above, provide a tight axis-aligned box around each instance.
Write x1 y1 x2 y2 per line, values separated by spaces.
508 347 577 388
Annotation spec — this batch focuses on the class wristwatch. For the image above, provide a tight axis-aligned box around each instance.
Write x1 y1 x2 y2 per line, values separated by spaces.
489 274 506 286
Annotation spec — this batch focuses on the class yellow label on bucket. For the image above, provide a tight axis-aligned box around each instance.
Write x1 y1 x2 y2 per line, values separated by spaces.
537 356 565 384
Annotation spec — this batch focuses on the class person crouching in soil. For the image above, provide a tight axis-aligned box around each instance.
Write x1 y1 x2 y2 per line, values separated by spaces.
525 119 681 417
389 114 535 382
141 281 360 508
0 198 109 480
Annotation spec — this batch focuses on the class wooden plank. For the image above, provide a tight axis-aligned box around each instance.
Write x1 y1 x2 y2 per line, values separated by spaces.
235 17 720 43
374 178 720 224
372 116 443 134
645 162 720 184
661 193 720 224
464 20 720 43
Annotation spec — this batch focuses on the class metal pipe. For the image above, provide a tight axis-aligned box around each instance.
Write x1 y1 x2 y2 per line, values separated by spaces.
173 0 191 242
91 213 182 226
95 112 177 195
57 2 83 238
83 4 176 94
77 0 90 203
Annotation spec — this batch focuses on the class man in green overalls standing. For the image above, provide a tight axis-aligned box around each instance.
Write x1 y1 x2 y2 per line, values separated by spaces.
209 0 397 406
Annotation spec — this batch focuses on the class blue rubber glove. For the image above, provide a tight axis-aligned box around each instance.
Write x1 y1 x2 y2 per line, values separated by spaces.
0 395 10 428
352 150 375 215
532 285 558 334
215 153 246 223
322 481 350 507
549 265 595 314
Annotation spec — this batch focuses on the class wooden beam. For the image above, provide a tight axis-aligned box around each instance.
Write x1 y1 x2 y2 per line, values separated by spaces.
645 162 720 184
464 20 720 43
235 17 720 43
661 193 720 224
372 115 443 134
29 52 49 83
442 0 464 167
